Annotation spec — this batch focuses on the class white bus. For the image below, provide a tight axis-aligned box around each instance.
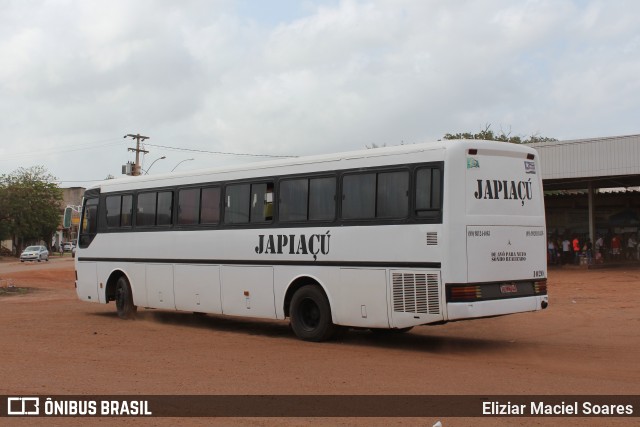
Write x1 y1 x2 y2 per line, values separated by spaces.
75 140 548 341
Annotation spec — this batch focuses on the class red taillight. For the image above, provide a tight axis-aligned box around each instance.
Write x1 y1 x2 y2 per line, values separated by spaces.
450 285 482 302
534 280 547 295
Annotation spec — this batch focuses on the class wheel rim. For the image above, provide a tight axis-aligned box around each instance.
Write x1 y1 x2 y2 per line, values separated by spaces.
298 298 321 330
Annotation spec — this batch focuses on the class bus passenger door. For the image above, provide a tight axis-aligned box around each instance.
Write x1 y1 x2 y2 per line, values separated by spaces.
220 266 276 319
145 264 175 310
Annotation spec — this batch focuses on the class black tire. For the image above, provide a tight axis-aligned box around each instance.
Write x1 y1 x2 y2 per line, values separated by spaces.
115 276 137 320
37 256 41 262
290 285 336 342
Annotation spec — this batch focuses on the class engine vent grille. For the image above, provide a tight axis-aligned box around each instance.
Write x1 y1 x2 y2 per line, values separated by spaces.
426 232 438 245
392 272 440 314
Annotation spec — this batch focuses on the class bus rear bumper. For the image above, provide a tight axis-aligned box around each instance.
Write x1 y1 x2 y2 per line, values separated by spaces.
446 295 548 321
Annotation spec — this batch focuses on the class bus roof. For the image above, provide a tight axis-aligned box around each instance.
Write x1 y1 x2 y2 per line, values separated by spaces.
89 139 537 193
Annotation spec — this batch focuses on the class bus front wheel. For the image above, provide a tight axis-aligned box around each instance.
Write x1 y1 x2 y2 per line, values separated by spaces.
115 276 137 320
290 285 336 342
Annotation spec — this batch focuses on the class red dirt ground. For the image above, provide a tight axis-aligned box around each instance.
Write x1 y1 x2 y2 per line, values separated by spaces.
1 257 638 426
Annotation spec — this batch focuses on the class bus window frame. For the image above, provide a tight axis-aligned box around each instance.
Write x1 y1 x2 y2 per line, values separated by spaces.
91 160 444 234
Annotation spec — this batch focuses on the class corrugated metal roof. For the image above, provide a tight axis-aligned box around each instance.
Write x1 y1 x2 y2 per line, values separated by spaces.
529 134 640 180
545 188 640 197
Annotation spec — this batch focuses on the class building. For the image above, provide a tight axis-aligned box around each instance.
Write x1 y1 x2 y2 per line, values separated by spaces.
529 134 640 260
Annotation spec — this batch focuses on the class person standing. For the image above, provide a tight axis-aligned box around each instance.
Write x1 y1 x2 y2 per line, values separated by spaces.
585 239 593 264
548 239 557 265
595 235 604 262
628 235 638 261
611 235 621 261
572 236 581 265
562 238 571 265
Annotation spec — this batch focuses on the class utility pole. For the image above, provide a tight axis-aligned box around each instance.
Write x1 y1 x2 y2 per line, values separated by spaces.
124 133 150 176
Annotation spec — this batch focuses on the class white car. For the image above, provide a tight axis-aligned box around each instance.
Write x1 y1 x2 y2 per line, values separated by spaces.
20 245 49 262
62 242 75 252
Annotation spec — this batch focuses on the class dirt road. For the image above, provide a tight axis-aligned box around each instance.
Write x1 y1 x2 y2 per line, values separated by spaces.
1 257 638 426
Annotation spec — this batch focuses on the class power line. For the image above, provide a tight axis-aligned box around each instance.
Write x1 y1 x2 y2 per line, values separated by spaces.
144 143 298 158
0 138 124 162
55 179 105 184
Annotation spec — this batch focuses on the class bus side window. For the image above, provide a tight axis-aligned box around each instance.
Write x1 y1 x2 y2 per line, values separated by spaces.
342 173 376 219
250 183 274 223
280 179 308 222
309 177 336 221
415 167 442 219
137 192 157 227
105 194 133 228
279 176 336 223
200 186 221 224
377 171 409 219
156 191 173 226
265 183 274 221
178 188 200 225
225 184 250 224
105 195 122 228
121 195 133 227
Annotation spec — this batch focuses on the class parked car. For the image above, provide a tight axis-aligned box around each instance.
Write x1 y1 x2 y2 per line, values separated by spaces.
62 242 75 252
20 246 49 262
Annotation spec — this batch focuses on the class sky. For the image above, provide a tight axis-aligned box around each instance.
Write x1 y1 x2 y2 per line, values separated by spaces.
1 0 639 185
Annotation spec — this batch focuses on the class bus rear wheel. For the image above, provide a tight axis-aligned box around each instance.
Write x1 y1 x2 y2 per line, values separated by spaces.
115 276 137 320
290 285 336 342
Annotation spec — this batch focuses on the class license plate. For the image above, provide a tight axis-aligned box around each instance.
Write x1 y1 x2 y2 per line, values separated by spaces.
500 284 518 294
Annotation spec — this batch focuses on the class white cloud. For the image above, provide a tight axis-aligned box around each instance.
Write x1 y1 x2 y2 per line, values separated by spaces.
0 0 639 181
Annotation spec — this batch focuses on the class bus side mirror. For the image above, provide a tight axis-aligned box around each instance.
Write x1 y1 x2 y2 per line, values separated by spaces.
63 207 73 229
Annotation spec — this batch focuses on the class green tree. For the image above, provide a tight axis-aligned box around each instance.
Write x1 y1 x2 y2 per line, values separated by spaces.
0 166 62 255
443 124 557 144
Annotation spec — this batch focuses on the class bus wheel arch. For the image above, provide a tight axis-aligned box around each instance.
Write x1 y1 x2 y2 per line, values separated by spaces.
106 270 137 319
284 276 328 317
286 278 337 342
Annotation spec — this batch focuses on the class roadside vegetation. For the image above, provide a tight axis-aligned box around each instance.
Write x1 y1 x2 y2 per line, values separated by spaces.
0 166 62 256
